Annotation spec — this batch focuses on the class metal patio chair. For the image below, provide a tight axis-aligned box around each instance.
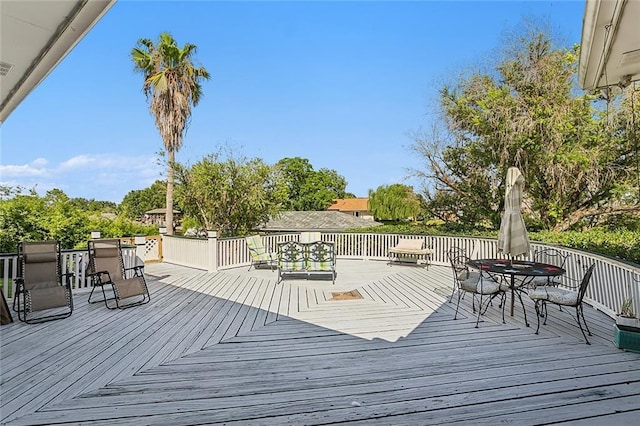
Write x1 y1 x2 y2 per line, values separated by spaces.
531 248 571 287
529 264 596 344
448 248 506 328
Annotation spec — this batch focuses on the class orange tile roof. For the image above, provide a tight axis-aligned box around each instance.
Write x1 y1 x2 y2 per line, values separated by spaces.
327 198 370 212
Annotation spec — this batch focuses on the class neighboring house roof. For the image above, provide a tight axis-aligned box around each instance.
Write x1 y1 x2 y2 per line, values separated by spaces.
145 208 181 215
327 198 370 212
260 211 381 232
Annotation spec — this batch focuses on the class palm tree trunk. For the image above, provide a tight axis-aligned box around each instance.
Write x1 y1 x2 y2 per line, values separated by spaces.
166 149 175 236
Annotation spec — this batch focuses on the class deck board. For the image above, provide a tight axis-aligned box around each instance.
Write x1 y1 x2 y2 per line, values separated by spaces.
1 260 638 425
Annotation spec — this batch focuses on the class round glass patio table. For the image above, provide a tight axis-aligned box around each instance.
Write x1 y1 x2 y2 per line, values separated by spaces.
467 259 565 326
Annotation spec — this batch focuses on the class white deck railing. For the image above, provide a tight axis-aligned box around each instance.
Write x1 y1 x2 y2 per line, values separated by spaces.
1 233 638 320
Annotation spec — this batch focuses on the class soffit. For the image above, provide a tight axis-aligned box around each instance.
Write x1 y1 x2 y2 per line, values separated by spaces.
0 0 115 123
579 0 640 91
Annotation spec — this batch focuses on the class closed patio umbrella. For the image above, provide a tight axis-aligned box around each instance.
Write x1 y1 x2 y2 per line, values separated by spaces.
497 167 530 258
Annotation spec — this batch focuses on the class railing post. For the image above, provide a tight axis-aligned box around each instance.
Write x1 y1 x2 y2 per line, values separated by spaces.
134 235 146 266
207 230 218 273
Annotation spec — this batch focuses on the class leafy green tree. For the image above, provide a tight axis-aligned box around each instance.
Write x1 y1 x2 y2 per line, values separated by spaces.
119 180 167 218
0 188 91 251
0 187 158 252
39 189 91 249
176 153 287 237
0 189 48 252
368 184 422 221
86 216 158 246
276 157 348 211
131 33 210 235
410 23 638 231
68 197 116 213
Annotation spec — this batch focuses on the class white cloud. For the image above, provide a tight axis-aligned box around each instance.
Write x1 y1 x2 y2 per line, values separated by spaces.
59 155 97 169
1 153 163 202
0 159 50 177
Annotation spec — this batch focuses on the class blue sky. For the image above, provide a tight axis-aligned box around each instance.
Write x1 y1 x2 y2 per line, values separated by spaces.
1 0 586 203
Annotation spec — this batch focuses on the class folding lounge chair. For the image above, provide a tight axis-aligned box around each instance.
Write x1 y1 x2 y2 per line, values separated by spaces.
87 239 150 309
13 240 73 324
245 235 276 271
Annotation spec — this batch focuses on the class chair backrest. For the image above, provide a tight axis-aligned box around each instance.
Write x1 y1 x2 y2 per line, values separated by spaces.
245 235 267 259
18 241 61 291
88 239 125 281
447 247 470 286
447 247 467 264
306 241 335 271
277 241 306 271
534 248 570 268
577 264 596 304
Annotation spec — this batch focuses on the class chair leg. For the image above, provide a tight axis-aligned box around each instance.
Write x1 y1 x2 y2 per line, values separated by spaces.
580 305 592 337
87 285 98 303
475 294 483 328
448 286 456 303
515 290 529 327
534 300 542 335
454 291 463 320
12 284 24 312
576 305 592 345
541 301 549 325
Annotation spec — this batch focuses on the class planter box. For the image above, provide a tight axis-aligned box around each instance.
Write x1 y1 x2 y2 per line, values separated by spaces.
614 324 640 353
616 316 640 329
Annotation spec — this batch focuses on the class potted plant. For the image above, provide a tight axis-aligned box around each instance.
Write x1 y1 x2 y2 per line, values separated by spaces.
616 297 640 330
614 297 640 353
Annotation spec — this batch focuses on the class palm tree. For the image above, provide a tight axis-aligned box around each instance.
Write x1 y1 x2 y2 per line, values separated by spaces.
131 33 210 235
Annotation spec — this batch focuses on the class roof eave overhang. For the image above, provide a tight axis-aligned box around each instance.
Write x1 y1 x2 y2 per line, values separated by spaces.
578 0 640 91
0 0 116 123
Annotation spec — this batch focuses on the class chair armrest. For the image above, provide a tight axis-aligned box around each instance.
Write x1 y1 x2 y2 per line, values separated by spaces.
61 272 74 286
87 270 112 284
125 265 145 272
125 264 145 277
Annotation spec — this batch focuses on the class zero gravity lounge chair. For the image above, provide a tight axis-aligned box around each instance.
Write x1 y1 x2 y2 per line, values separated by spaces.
87 239 150 309
13 240 73 324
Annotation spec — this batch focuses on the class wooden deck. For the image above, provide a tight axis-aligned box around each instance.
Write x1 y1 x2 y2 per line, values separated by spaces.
1 260 639 425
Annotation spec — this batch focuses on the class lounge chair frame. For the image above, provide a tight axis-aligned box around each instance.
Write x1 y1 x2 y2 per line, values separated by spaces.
87 239 150 309
13 240 74 324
